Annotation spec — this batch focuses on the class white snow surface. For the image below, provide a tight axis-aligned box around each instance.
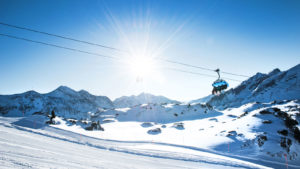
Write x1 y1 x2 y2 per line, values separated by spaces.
1 64 300 168
0 116 272 169
51 100 300 168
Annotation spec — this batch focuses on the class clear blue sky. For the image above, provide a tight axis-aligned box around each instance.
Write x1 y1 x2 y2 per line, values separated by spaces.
0 0 299 101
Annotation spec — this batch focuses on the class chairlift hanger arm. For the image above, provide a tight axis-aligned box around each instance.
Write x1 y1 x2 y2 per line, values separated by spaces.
215 68 220 79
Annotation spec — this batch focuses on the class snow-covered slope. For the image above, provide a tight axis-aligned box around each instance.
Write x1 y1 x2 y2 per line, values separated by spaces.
113 92 180 108
1 64 300 168
189 95 214 104
0 86 114 118
0 116 273 169
53 99 300 168
207 64 300 109
106 102 216 123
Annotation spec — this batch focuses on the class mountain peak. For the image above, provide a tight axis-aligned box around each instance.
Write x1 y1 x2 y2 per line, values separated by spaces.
207 63 300 109
56 85 74 92
47 86 78 98
137 92 155 97
268 68 281 76
78 89 90 95
24 90 39 95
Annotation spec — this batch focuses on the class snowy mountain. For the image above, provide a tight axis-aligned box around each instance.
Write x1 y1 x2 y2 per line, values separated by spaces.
113 92 180 108
189 94 214 104
1 64 300 168
207 64 300 109
0 86 114 118
86 100 300 167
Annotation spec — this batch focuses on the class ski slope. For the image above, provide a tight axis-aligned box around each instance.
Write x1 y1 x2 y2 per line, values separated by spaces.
0 116 272 169
0 64 299 168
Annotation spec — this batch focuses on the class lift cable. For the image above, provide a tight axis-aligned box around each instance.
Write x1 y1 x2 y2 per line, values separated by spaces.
0 22 127 53
166 68 242 82
0 22 250 78
0 30 248 82
0 33 118 60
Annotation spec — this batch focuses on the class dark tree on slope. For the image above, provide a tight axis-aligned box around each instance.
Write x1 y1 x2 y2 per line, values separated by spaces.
49 110 56 124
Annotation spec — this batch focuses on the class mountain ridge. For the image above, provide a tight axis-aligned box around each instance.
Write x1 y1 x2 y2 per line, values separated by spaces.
113 92 180 108
0 85 114 118
206 64 300 109
0 86 181 117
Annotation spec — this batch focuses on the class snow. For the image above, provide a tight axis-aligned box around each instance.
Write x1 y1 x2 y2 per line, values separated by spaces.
48 99 300 168
0 116 271 169
43 100 299 168
207 64 300 109
1 64 300 168
189 95 214 104
113 92 180 108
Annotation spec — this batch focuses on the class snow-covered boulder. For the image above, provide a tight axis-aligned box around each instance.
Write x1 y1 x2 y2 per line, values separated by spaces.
147 128 161 135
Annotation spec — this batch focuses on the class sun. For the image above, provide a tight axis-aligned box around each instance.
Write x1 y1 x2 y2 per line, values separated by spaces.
128 54 156 79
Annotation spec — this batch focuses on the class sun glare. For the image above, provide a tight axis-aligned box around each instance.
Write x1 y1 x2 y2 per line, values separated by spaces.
129 55 155 78
103 6 177 83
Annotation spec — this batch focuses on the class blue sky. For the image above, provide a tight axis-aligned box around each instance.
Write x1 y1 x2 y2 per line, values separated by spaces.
0 0 299 101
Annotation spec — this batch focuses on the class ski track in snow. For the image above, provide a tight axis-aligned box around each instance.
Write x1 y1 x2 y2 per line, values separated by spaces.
0 117 276 169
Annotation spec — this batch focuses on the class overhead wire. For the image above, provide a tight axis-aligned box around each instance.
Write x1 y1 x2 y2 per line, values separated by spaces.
160 59 214 72
0 33 118 60
158 59 250 78
0 22 250 79
0 32 245 82
165 68 243 82
0 22 128 53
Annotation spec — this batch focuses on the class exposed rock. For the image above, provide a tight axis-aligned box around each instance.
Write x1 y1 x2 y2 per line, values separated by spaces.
280 137 292 152
141 122 154 128
259 110 272 115
85 121 104 131
147 128 161 135
277 129 288 136
226 130 237 137
67 118 77 125
32 111 44 115
262 120 272 124
237 133 244 137
102 118 116 123
292 127 300 142
284 116 298 129
257 134 268 147
227 114 238 118
209 118 218 122
172 122 184 130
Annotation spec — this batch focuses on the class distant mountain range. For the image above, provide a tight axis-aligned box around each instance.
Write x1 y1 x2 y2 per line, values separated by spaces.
0 86 179 118
0 86 113 118
113 93 180 108
0 63 299 118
